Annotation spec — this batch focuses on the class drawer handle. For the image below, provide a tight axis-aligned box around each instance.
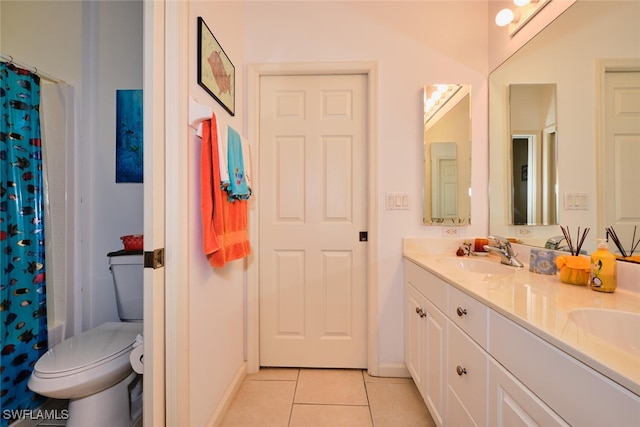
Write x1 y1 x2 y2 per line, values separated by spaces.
415 307 426 318
456 366 467 376
456 307 467 317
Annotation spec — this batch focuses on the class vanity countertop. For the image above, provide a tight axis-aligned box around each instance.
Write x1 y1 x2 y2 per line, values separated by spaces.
403 250 640 397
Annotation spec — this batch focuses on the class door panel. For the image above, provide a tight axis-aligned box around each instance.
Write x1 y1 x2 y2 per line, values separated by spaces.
259 74 367 368
603 71 640 250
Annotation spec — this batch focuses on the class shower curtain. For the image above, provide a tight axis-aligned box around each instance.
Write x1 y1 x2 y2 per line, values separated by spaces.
1 62 48 420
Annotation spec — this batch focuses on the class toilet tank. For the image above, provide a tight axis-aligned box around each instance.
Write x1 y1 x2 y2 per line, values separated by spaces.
108 251 144 322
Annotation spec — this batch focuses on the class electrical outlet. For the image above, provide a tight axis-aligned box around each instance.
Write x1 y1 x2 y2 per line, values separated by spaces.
442 226 461 237
517 227 532 236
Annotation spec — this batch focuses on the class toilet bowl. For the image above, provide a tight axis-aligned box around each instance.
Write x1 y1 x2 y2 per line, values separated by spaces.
28 252 144 427
28 322 143 426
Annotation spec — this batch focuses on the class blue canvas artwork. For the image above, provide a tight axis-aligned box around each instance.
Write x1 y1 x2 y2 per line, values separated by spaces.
116 89 143 183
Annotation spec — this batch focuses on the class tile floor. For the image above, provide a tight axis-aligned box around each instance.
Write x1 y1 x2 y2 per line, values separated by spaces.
11 368 434 427
220 368 436 427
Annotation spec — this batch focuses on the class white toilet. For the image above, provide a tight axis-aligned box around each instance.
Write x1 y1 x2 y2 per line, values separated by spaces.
28 252 144 427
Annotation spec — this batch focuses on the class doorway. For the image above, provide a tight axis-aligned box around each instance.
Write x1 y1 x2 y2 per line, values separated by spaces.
246 62 379 374
258 73 368 368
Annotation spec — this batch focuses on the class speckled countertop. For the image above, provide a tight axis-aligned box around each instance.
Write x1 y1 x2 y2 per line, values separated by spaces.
403 247 640 397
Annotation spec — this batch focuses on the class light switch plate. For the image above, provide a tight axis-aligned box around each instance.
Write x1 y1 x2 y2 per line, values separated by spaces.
564 192 589 210
385 192 410 210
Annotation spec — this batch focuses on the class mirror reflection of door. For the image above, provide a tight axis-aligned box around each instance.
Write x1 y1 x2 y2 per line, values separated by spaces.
509 84 558 226
431 143 458 218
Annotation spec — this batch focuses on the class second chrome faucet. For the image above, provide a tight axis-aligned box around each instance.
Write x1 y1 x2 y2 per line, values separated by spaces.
483 236 524 268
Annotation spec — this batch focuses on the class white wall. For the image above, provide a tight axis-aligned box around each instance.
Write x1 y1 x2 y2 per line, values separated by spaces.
240 0 488 369
188 3 247 426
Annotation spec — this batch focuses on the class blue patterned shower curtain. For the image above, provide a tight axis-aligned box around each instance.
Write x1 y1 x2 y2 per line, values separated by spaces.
0 62 48 421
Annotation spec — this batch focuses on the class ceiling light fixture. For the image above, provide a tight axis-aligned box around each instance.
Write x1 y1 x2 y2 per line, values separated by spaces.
495 8 520 27
496 0 549 35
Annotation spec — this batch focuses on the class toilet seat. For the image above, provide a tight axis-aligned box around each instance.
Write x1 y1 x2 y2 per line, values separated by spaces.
34 322 142 378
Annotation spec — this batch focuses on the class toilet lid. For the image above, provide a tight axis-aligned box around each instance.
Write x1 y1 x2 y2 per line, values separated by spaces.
35 322 143 377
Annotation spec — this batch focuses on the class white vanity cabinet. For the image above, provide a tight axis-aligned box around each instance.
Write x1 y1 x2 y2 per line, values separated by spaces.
404 260 447 426
489 311 640 427
404 256 640 427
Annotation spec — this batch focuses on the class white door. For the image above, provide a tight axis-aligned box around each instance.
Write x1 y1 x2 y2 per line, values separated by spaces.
439 158 458 218
602 71 640 252
259 74 368 368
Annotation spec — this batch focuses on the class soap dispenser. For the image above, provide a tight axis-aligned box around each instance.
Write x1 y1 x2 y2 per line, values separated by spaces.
589 239 617 293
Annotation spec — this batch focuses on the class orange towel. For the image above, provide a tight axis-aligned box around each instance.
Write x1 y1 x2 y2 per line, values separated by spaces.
200 115 251 268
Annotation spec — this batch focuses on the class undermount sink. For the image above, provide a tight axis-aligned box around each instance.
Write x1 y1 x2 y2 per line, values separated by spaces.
436 257 516 276
567 308 640 356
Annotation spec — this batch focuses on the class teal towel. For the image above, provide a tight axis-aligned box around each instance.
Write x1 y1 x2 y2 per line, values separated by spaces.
226 126 251 201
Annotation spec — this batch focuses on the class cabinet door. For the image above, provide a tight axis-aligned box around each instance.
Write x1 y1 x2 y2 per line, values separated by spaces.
424 298 446 426
489 359 569 427
405 284 426 391
448 322 488 426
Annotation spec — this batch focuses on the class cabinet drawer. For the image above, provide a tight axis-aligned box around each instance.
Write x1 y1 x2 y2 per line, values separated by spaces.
448 322 488 425
489 310 640 427
449 285 488 348
404 259 447 312
489 359 569 427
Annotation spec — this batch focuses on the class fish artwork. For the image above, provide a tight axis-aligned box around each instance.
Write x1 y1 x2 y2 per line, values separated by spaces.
17 328 35 343
15 321 26 330
1 344 15 356
32 340 47 350
25 261 44 274
11 353 29 366
10 156 30 169
13 369 31 385
207 50 231 94
3 312 17 326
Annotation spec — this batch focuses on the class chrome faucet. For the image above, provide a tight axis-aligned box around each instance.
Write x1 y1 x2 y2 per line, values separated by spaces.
545 236 568 251
483 236 524 267
545 235 586 254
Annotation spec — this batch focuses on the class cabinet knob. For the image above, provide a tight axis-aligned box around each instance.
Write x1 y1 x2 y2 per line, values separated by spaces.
456 366 467 376
415 307 426 318
456 307 467 317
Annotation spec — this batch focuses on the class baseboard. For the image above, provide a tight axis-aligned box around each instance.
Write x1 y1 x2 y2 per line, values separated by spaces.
376 362 411 378
208 361 247 427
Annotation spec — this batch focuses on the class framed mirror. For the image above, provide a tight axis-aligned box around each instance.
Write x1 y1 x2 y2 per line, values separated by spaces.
423 84 471 225
489 0 640 255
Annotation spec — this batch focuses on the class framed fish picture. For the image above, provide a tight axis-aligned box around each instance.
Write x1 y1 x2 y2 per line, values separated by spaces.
197 17 235 116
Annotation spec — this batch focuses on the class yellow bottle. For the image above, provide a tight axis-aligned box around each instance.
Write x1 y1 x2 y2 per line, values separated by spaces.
589 239 617 293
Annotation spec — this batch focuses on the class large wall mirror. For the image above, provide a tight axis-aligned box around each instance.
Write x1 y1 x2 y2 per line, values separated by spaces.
423 84 471 225
489 0 640 255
